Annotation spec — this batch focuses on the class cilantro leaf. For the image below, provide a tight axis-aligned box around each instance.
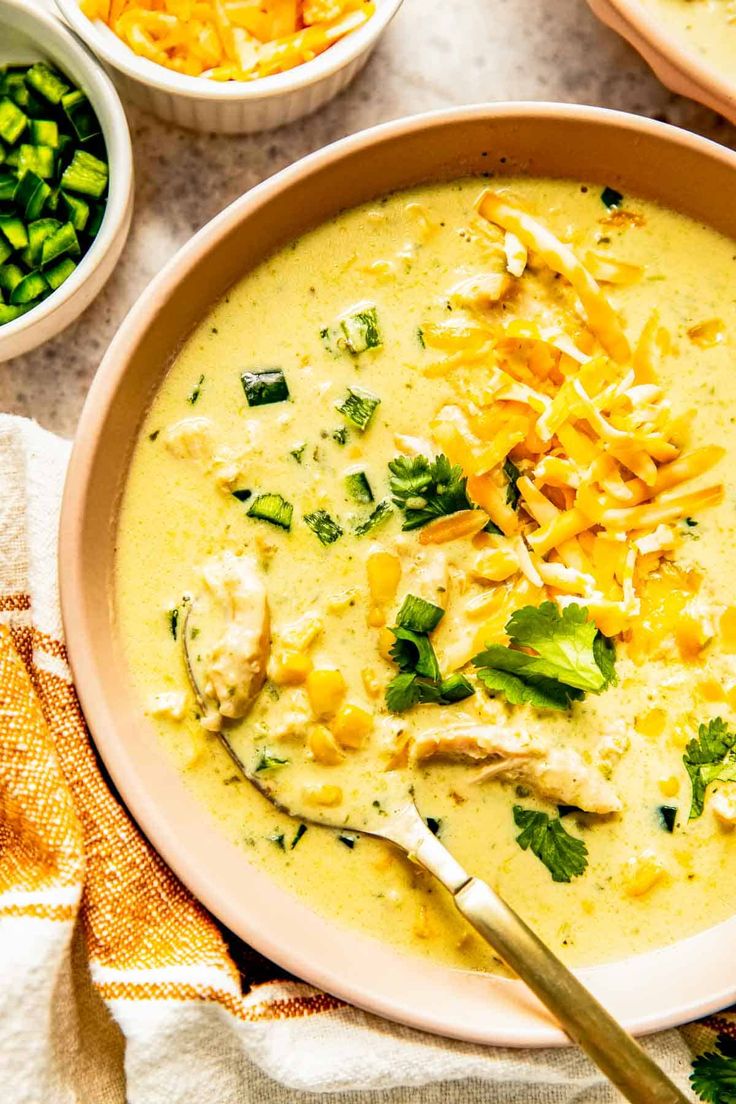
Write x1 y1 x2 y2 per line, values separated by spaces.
389 626 441 681
385 672 422 712
388 452 471 530
503 457 522 510
692 1045 736 1103
473 602 615 711
476 665 580 711
684 717 736 819
513 805 588 882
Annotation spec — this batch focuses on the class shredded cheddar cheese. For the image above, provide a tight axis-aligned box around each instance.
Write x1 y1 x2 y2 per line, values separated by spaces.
81 0 375 80
414 189 726 639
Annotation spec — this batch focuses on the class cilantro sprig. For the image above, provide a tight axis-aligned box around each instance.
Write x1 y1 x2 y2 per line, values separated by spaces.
691 1033 736 1103
503 456 522 510
388 452 472 530
513 805 588 882
683 717 736 819
472 602 616 712
385 593 474 713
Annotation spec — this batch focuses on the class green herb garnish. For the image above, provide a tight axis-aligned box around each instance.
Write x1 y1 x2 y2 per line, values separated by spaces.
255 750 289 772
513 805 588 882
354 499 392 537
336 386 381 432
187 373 204 405
304 509 343 546
168 607 179 640
683 717 736 820
691 1034 736 1103
388 452 471 530
473 602 615 712
503 456 522 509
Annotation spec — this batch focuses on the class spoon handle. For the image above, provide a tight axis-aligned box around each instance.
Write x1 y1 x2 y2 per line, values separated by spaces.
453 877 690 1104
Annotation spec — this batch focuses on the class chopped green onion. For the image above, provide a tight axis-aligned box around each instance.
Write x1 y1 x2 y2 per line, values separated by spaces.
187 373 204 405
304 509 343 546
25 64 70 106
241 368 289 407
231 488 252 502
336 386 380 432
60 149 108 198
425 816 441 836
61 90 100 141
291 824 307 849
290 443 306 463
338 833 357 849
168 607 179 640
340 305 381 353
354 499 392 536
0 98 27 145
0 238 11 266
268 832 286 850
87 203 105 237
0 173 16 202
331 426 347 445
396 593 445 633
254 749 289 772
247 493 293 530
345 470 373 504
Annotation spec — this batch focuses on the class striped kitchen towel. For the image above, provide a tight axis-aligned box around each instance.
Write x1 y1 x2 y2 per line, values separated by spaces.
0 412 724 1104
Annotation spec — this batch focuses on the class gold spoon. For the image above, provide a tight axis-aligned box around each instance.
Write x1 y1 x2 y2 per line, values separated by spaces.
182 601 689 1104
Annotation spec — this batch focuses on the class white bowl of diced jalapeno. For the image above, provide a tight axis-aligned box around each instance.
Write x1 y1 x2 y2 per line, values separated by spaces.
0 0 133 362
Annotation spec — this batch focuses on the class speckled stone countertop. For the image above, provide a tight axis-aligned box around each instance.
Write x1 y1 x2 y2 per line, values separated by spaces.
2 0 735 436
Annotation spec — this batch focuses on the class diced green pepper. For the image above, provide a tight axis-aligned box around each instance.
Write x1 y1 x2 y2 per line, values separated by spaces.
0 98 27 145
29 119 59 148
87 203 105 237
0 172 15 202
44 256 76 292
14 170 50 220
61 90 101 142
18 144 55 179
345 470 373 504
241 368 289 406
340 305 381 353
27 218 62 266
0 263 25 293
10 269 48 304
60 149 108 198
0 302 31 324
41 221 79 267
25 63 70 106
60 191 89 231
247 493 293 530
0 214 28 249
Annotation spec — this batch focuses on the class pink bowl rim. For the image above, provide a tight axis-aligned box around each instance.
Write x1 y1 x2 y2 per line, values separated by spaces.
59 102 736 1048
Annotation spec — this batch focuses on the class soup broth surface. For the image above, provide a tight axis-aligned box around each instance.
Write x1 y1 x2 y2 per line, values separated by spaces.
117 176 736 973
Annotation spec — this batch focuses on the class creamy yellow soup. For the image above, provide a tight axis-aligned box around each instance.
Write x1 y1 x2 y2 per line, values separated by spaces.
116 177 736 974
640 0 736 83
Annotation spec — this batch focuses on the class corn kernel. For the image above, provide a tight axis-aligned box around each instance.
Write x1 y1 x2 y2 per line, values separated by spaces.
658 775 679 797
697 677 724 702
331 703 373 748
270 650 312 686
281 612 323 650
361 667 381 698
305 669 347 718
366 551 401 606
635 707 667 739
377 626 395 662
307 724 345 765
303 784 343 807
721 607 736 652
622 851 666 897
472 547 519 583
367 606 385 628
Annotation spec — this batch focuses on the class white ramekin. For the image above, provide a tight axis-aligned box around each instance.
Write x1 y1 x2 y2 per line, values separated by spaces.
0 0 134 363
54 0 405 134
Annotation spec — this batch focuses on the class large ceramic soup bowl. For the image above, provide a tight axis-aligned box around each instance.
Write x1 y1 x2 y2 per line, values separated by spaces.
60 104 736 1046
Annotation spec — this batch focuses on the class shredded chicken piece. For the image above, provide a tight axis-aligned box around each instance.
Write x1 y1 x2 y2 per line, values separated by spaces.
163 417 215 460
412 723 621 814
198 552 270 727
